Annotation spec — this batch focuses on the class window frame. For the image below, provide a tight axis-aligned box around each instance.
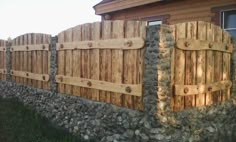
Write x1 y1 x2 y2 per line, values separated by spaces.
221 9 236 30
148 20 163 26
221 9 236 38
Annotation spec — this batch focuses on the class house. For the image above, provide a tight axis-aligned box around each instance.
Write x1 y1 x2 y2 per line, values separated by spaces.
93 0 236 37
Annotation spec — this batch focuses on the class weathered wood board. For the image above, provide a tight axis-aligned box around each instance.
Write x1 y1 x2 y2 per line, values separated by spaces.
171 21 233 111
56 21 146 109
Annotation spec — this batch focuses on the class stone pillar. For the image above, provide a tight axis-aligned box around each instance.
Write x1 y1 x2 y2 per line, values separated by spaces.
156 25 174 122
6 41 11 81
143 25 160 116
50 36 58 94
231 38 236 97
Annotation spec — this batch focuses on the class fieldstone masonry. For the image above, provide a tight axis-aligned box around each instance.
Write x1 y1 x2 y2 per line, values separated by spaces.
156 25 174 122
50 36 58 93
143 25 159 117
1 25 236 141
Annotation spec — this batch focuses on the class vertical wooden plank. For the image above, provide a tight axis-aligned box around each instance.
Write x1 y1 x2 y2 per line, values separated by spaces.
170 25 176 111
187 22 197 108
23 34 28 85
111 20 124 107
37 34 43 89
47 35 51 90
27 34 32 86
21 35 24 84
32 34 37 88
100 21 112 103
174 23 186 111
213 25 223 103
196 21 207 107
64 29 73 95
58 31 65 93
222 31 231 100
20 36 24 84
205 23 214 105
15 38 20 84
135 21 146 110
72 25 82 97
81 24 91 99
90 22 101 101
124 21 142 109
11 39 16 82
42 35 47 89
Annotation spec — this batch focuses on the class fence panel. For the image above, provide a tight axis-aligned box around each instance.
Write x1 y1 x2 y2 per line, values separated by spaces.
171 21 233 111
0 40 7 80
11 33 51 90
56 21 146 109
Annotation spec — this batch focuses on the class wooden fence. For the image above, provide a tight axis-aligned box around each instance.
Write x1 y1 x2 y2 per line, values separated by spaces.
11 34 51 90
56 21 146 110
0 20 234 112
0 40 7 80
171 21 233 111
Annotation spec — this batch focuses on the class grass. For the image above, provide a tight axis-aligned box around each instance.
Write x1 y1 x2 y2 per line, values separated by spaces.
0 97 84 142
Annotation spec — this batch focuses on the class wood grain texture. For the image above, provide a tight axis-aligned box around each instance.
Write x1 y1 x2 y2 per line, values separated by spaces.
213 25 223 103
72 25 82 97
0 40 6 80
106 0 236 25
55 21 146 109
175 80 232 96
11 33 51 89
81 24 92 99
58 31 65 93
56 37 145 50
90 22 101 101
111 20 124 106
11 70 50 81
173 23 185 111
205 23 214 105
175 39 233 53
55 75 142 96
64 29 73 95
99 21 112 103
196 21 206 107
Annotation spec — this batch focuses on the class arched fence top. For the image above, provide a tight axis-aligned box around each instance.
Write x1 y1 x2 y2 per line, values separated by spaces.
11 33 51 46
169 21 235 111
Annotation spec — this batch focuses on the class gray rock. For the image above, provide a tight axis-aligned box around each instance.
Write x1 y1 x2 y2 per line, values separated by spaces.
135 129 141 136
74 126 79 131
140 133 149 142
84 135 89 140
151 134 165 140
150 128 162 134
206 126 215 133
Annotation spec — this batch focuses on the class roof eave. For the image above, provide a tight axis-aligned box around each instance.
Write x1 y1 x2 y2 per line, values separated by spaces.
94 0 165 15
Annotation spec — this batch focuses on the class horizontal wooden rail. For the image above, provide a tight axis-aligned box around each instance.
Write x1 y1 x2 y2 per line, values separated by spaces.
56 37 145 50
0 69 7 74
11 44 50 52
175 80 232 96
10 70 50 82
176 39 234 53
55 75 142 96
0 47 6 52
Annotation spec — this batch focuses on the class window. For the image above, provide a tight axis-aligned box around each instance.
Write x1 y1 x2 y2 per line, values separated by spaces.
222 10 236 37
148 20 162 26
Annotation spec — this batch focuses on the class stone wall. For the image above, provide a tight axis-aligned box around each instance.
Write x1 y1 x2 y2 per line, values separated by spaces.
0 25 236 142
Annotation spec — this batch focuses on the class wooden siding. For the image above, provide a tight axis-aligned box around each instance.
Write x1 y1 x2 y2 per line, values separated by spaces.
103 0 236 25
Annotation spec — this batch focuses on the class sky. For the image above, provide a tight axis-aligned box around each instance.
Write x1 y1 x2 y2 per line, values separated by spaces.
0 0 102 40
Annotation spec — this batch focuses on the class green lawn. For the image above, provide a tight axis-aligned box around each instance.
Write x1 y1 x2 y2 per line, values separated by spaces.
0 97 83 142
